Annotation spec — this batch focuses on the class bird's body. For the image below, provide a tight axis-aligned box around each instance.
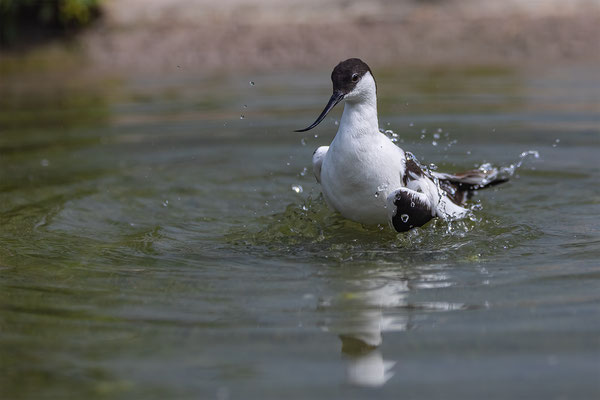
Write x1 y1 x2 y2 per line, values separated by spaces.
296 58 507 232
317 109 405 225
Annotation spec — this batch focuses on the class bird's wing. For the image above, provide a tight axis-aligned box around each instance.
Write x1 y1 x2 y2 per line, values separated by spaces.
432 168 508 191
402 157 471 219
386 188 434 232
312 146 329 183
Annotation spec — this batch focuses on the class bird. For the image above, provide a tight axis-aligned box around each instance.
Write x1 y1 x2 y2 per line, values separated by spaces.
295 58 508 232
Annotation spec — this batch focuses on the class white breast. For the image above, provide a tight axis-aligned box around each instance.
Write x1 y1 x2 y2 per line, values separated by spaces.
320 125 406 225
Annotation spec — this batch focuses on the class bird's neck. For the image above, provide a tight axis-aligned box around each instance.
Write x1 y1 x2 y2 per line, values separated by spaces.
338 97 379 139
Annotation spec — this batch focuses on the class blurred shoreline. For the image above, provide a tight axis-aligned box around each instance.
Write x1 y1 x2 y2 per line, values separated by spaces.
2 0 600 78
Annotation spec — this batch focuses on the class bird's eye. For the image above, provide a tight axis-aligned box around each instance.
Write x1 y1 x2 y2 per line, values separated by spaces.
351 73 359 82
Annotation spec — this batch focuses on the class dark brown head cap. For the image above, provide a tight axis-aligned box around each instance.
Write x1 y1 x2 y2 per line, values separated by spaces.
331 58 374 94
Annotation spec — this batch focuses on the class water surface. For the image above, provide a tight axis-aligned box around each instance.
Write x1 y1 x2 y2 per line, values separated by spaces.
1 64 599 399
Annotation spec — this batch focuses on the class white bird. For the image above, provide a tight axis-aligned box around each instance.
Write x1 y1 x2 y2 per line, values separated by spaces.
296 58 507 232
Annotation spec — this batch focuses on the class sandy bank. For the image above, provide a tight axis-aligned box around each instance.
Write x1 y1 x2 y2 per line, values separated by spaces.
6 0 600 76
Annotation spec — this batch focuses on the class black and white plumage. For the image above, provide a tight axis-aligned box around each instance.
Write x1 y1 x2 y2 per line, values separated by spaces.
296 58 508 232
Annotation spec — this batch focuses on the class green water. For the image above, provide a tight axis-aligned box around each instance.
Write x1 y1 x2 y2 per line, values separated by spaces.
1 63 599 399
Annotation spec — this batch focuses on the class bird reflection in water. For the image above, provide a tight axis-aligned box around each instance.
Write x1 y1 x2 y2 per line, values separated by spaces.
331 276 410 387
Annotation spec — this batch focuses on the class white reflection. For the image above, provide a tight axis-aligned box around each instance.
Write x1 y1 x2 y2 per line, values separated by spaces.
322 266 462 388
333 277 408 387
341 336 395 387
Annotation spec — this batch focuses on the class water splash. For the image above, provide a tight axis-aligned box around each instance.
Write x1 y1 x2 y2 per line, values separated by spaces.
225 194 541 263
498 150 540 177
380 128 399 143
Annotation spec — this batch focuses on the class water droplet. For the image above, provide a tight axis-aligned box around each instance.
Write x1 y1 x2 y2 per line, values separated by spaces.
409 122 414 127
314 134 319 138
162 200 169 207
292 185 303 193
240 115 245 119
552 138 560 147
243 104 248 108
374 192 379 198
377 183 388 192
410 201 415 207
300 167 308 176
421 128 427 134
401 214 409 223
300 138 306 146
420 134 425 139
479 162 493 172
466 150 471 155
433 133 440 139
40 159 49 167
249 81 255 86
334 120 339 126
436 128 442 133
432 141 438 146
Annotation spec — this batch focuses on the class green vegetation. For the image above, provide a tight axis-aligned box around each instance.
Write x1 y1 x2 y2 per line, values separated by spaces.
0 0 101 47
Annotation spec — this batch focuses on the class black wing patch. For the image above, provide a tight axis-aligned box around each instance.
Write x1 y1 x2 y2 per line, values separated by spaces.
390 189 433 232
402 159 424 186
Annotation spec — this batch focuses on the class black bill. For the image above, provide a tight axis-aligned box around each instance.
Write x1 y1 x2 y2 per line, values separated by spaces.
294 91 344 132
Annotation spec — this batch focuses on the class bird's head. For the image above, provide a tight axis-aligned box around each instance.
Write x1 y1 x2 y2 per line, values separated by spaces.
295 58 376 132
